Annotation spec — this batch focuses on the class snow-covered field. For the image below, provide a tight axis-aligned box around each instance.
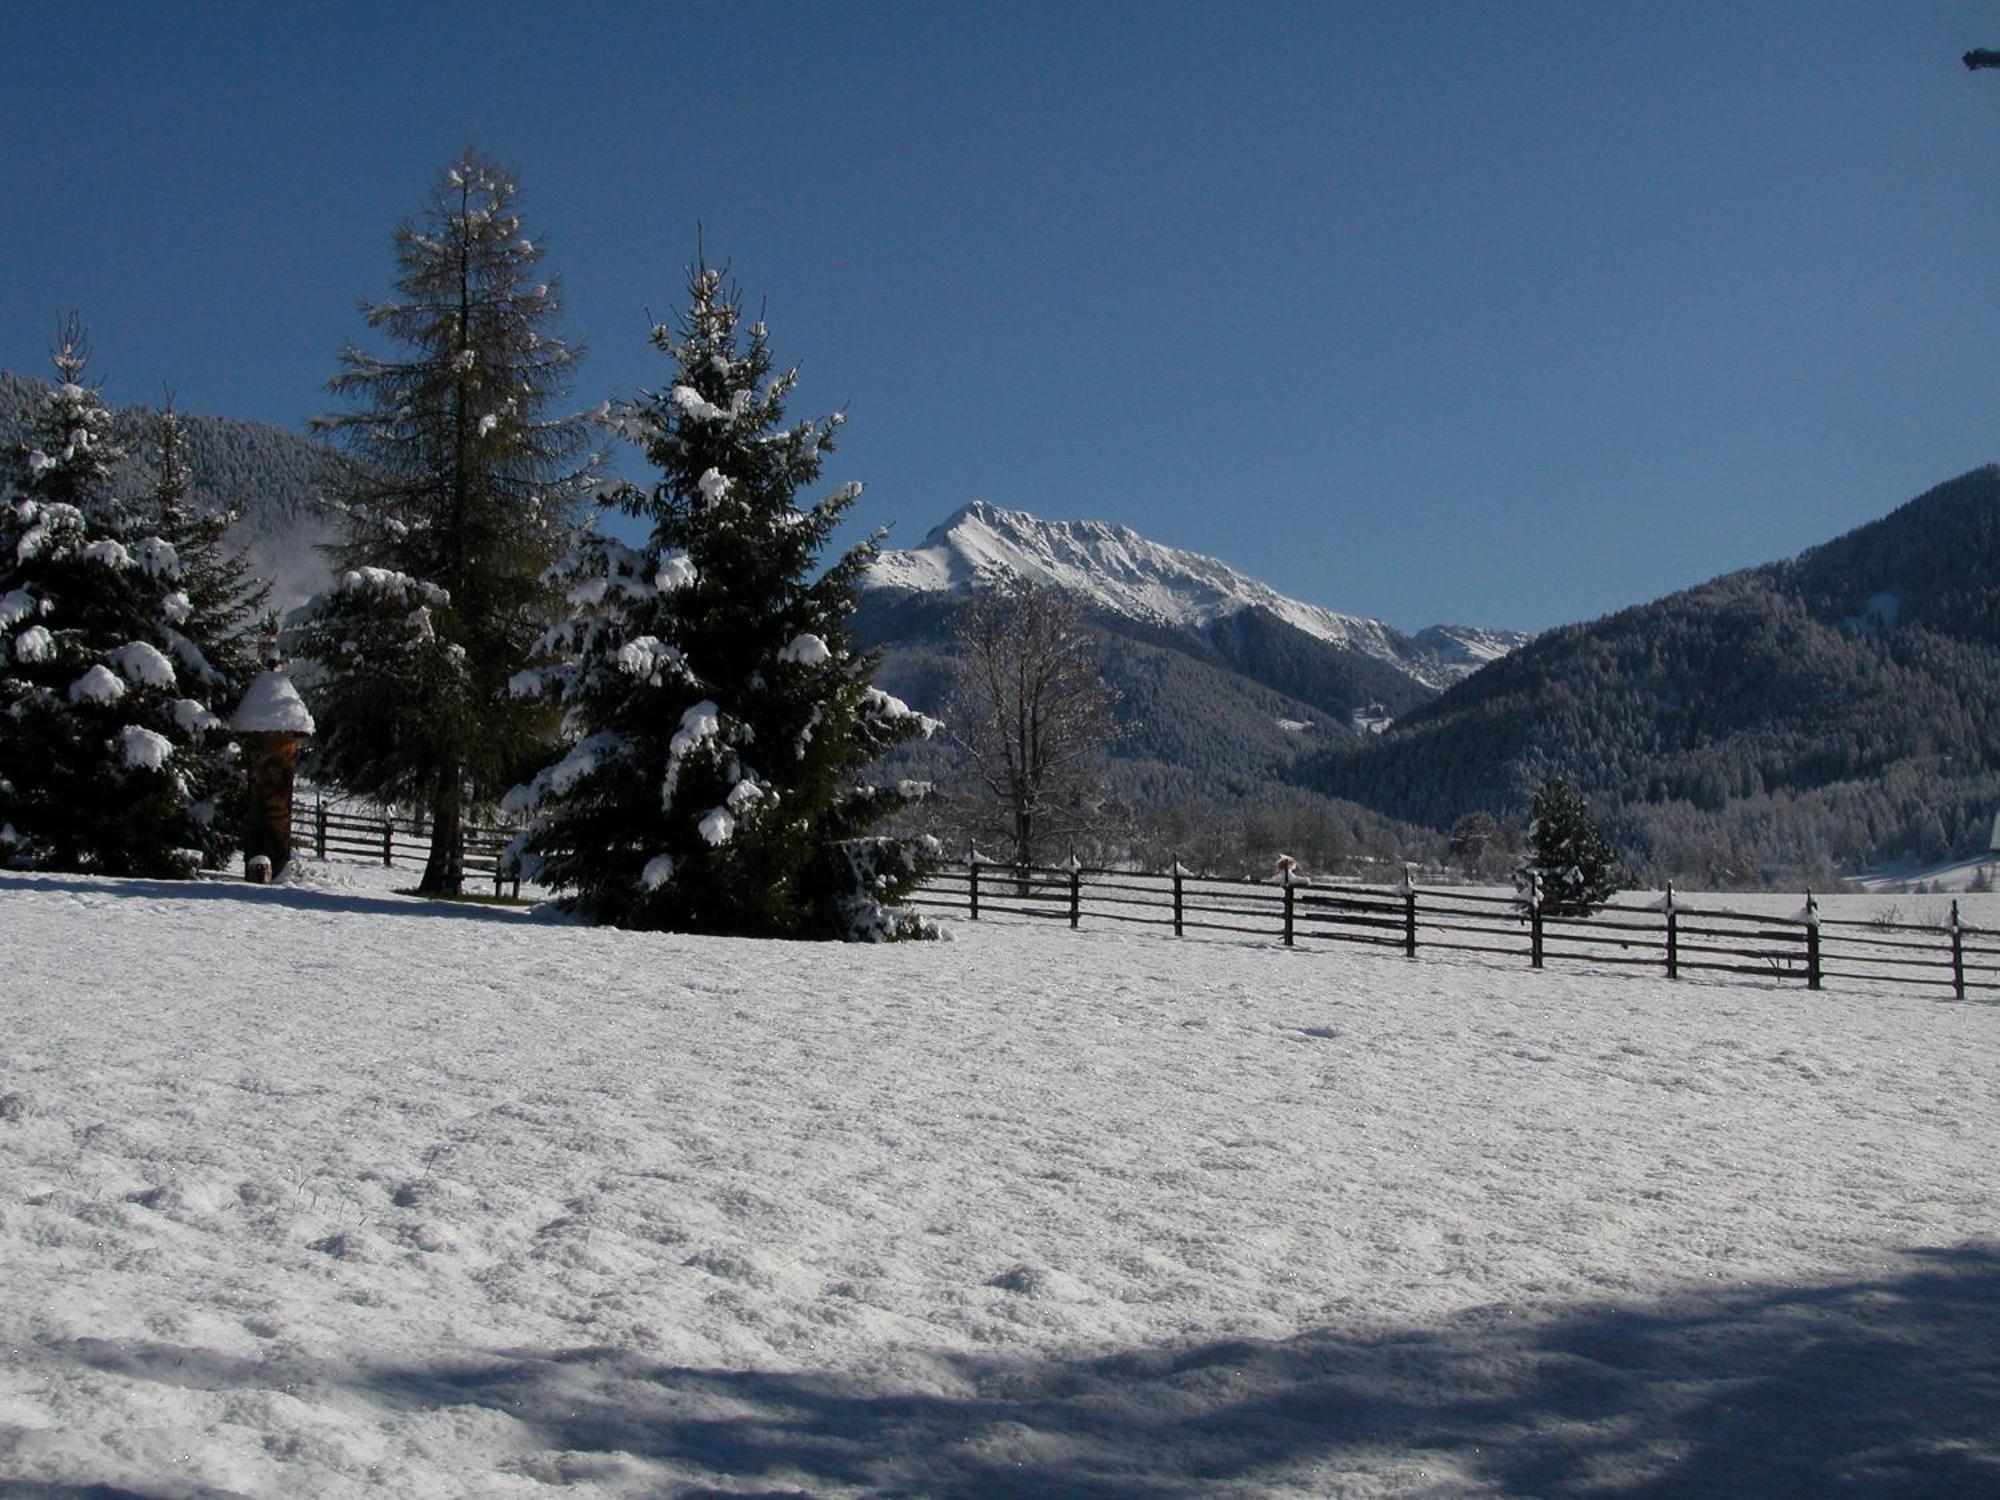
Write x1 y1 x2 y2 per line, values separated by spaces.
3 863 1998 1497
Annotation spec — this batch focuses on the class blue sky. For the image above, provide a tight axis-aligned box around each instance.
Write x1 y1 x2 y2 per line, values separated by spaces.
5 1 1999 633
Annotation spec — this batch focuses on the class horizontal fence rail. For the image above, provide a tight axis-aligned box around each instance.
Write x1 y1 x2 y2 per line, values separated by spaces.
290 794 523 897
279 791 1986 1003
910 862 1996 1003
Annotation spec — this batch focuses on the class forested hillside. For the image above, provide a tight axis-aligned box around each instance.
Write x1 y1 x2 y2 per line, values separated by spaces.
1313 467 2000 885
0 370 335 604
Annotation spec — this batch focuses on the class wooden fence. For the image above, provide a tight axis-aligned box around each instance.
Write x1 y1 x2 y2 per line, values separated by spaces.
278 804 1995 1001
908 859 2000 1002
290 795 522 896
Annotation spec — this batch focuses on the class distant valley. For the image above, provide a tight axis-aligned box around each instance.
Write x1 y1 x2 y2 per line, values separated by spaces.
852 502 1531 860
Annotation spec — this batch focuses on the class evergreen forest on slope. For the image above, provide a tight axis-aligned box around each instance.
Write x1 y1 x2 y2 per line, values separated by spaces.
1311 466 2000 886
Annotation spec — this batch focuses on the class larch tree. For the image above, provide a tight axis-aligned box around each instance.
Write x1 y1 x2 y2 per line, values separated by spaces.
0 322 243 874
288 148 590 894
948 577 1118 867
507 262 939 938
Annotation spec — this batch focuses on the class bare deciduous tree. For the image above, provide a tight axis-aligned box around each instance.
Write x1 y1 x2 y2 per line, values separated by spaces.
948 579 1118 866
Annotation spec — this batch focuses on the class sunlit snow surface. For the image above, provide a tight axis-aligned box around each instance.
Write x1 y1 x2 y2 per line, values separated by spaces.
3 864 1998 1497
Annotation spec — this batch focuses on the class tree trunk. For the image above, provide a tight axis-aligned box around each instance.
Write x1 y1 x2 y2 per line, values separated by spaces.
1012 789 1033 896
419 769 465 895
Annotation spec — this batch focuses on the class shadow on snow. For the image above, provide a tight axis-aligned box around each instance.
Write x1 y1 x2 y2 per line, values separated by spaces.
0 870 559 927
35 1242 2000 1497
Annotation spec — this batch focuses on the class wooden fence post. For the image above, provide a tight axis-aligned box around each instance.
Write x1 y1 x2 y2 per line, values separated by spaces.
1401 864 1418 958
967 848 981 921
381 816 394 867
1529 872 1544 969
1951 899 1965 1001
315 797 327 861
1804 891 1821 991
1067 853 1082 929
1282 869 1296 947
1665 881 1678 980
1171 860 1186 937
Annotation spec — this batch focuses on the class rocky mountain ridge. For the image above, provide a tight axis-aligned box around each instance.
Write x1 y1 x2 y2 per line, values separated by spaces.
861 500 1528 692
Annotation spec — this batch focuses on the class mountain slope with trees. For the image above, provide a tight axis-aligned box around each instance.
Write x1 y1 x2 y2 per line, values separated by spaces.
0 369 335 607
851 502 1531 838
1311 466 2000 885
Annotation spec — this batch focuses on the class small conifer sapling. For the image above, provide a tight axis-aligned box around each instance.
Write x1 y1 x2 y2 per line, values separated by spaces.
1518 775 1622 917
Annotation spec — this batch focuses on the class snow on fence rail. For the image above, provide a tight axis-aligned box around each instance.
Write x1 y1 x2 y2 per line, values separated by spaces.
908 860 2000 1002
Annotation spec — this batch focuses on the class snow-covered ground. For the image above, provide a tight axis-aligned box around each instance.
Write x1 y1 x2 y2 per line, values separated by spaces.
1854 851 2000 896
3 861 1998 1497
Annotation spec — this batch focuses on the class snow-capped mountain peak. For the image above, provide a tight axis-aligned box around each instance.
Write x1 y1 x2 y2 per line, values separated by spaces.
863 500 1527 688
872 500 1389 647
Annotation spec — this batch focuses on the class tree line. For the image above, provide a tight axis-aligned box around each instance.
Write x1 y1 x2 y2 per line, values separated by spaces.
1 149 940 940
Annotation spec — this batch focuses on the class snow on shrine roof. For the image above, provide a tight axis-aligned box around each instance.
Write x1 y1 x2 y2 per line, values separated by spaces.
230 669 315 735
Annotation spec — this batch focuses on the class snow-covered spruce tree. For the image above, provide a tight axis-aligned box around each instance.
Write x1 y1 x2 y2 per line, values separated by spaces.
508 264 940 939
143 402 272 691
133 403 276 866
9 316 126 524
1517 775 1622 916
289 149 590 894
0 329 241 875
